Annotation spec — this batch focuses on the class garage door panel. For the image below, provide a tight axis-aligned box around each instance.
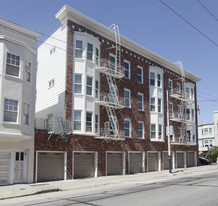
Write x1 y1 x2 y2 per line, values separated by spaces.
37 153 64 182
130 153 142 174
177 153 184 168
188 152 195 167
74 153 95 179
0 152 10 185
107 153 123 176
148 153 158 172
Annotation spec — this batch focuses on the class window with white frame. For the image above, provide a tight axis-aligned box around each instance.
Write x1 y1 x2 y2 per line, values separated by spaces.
124 60 130 79
87 43 93 61
95 114 99 133
4 99 18 122
191 88 194 100
86 77 93 95
169 103 173 117
124 89 130 108
150 98 155 112
150 72 155 86
74 111 81 131
75 40 83 58
177 83 181 93
209 128 212 135
23 103 30 126
158 98 161 113
48 79 54 88
124 119 131 137
138 122 144 139
95 48 99 65
177 106 181 118
109 84 117 104
6 53 20 77
47 114 53 132
178 128 181 139
137 67 143 83
50 47 56 55
86 112 92 132
186 88 190 99
74 74 82 94
186 108 190 120
168 79 173 94
192 109 194 121
204 128 208 136
24 60 31 82
109 55 116 72
157 74 161 87
158 124 162 139
95 80 99 99
138 93 143 111
151 124 156 139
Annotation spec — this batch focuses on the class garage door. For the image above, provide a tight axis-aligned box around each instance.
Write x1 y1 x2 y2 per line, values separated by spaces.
163 152 173 170
148 153 158 172
188 152 195 167
107 153 123 176
177 152 185 168
37 152 64 182
74 153 95 179
0 152 10 185
129 153 142 174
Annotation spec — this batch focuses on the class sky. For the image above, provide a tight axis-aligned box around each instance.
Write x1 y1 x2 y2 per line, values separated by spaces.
0 0 218 124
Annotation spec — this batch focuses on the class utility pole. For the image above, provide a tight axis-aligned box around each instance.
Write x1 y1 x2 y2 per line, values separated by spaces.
167 90 172 173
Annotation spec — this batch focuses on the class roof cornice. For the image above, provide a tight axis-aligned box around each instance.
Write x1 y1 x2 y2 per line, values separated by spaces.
56 5 201 82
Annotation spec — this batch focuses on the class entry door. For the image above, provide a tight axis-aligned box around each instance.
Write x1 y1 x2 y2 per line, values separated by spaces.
14 152 25 183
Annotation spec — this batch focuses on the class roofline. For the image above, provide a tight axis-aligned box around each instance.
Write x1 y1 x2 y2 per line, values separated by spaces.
0 17 41 39
198 122 214 127
56 5 201 82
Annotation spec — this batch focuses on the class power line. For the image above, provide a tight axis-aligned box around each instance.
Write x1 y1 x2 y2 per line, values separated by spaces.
159 0 218 47
198 90 218 100
197 0 218 21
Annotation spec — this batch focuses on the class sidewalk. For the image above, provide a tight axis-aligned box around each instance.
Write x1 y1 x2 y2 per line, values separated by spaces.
1 164 218 201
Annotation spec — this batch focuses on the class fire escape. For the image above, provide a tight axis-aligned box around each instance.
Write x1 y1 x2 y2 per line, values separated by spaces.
95 24 125 141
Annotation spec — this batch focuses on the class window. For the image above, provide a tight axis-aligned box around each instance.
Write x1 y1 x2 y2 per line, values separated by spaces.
48 79 54 88
192 109 194 120
4 99 18 122
95 48 99 65
186 88 190 99
187 130 191 141
169 103 173 117
74 74 82 94
47 114 53 132
150 72 155 86
204 128 208 136
95 114 99 133
138 93 143 111
6 53 20 77
168 80 173 94
178 128 181 139
138 122 144 139
202 129 204 136
25 60 31 82
191 88 194 100
87 43 93 61
124 60 130 79
86 77 93 95
177 83 181 93
177 106 181 118
209 128 212 135
109 55 116 72
158 124 162 139
150 98 155 112
151 124 156 139
157 74 161 87
137 67 143 83
124 119 131 137
95 80 99 99
86 112 92 132
124 89 130 108
109 84 117 104
23 103 30 125
75 40 83 58
158 99 161 113
74 111 81 130
50 47 55 55
186 108 190 120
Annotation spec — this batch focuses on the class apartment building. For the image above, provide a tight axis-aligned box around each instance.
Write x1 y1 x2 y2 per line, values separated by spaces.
0 18 40 184
35 5 200 182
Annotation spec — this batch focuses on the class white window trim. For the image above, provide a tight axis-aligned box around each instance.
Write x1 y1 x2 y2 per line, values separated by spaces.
75 40 83 59
124 60 131 79
168 79 173 94
150 97 156 112
137 66 143 84
124 88 131 108
24 59 32 83
124 119 131 138
86 76 93 96
138 93 144 111
138 121 144 139
5 52 21 79
74 74 83 94
3 98 19 124
48 79 55 88
23 103 30 126
73 110 82 131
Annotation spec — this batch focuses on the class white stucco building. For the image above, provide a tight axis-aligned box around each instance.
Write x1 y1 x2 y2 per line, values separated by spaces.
0 18 40 184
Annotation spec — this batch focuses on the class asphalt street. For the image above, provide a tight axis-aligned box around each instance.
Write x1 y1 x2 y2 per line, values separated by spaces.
2 170 218 206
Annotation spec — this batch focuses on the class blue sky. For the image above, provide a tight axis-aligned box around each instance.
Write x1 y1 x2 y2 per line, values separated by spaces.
1 0 218 124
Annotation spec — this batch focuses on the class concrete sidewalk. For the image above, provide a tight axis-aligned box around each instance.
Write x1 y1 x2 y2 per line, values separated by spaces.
1 164 218 201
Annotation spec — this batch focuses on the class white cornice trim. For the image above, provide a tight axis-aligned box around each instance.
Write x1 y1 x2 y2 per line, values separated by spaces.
56 5 201 82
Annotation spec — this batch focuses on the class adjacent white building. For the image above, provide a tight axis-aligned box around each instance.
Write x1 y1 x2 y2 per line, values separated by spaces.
213 111 218 146
0 18 40 184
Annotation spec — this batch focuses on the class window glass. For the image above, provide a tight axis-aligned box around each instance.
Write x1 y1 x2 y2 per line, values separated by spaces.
87 43 93 61
138 94 143 111
138 122 143 138
86 112 92 132
4 99 18 122
124 120 130 137
158 124 162 139
74 111 81 130
158 99 161 113
86 77 93 95
95 48 99 65
23 103 30 125
157 74 161 87
124 61 130 78
137 67 143 83
150 72 155 86
6 53 20 77
150 98 155 112
25 60 31 82
74 74 82 94
95 114 99 133
151 124 156 139
75 40 83 58
124 89 130 107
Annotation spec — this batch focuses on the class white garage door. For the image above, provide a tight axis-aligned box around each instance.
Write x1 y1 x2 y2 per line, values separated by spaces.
129 153 142 174
177 152 185 168
148 153 158 172
74 153 95 179
188 152 195 167
37 152 64 182
107 153 123 176
0 152 10 185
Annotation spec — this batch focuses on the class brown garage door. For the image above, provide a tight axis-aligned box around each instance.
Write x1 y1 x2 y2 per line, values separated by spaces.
37 152 64 182
74 153 95 179
0 152 10 185
177 152 185 168
129 153 142 174
188 152 195 167
107 153 123 176
148 153 158 172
